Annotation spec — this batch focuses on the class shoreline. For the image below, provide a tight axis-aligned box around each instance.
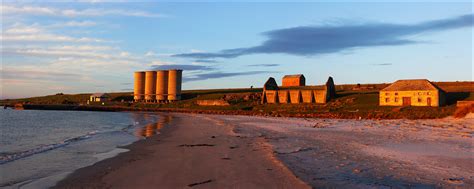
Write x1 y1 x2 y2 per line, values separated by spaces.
6 104 458 120
54 113 309 188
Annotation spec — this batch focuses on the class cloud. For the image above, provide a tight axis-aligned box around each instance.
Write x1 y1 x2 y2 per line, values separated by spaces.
58 21 97 27
173 14 474 59
2 45 129 60
371 63 392 66
145 51 156 57
150 64 215 71
2 24 105 42
248 63 279 67
184 71 272 82
1 68 82 81
194 59 218 63
1 4 165 18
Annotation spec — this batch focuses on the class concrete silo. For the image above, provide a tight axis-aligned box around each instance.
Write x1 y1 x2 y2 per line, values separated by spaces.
133 71 146 102
167 69 182 101
155 70 169 102
144 71 157 102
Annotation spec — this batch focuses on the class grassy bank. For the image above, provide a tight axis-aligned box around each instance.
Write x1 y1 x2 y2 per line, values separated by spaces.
2 82 473 119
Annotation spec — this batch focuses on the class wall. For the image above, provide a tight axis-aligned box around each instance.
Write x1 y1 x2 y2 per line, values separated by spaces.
289 90 301 104
379 90 440 107
301 90 314 103
264 90 278 103
196 100 230 106
264 89 329 104
278 90 289 103
314 90 328 104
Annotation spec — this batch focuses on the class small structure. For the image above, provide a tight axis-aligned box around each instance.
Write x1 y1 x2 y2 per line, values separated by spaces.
282 74 305 87
90 93 110 102
262 75 336 104
379 79 446 107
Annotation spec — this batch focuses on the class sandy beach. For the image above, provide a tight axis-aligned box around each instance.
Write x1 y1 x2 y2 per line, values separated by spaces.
55 113 473 188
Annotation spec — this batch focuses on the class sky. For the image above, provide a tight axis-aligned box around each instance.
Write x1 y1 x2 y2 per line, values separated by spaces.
1 0 473 99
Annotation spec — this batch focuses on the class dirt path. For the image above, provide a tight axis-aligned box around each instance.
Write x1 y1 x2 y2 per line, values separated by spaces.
54 113 309 189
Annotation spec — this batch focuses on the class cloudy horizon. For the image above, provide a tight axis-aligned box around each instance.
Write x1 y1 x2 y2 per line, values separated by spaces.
1 1 472 99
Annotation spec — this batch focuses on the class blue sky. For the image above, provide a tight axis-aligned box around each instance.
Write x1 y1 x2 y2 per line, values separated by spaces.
1 1 472 99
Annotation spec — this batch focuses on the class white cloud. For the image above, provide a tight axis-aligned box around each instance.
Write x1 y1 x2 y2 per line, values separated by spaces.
150 60 175 66
145 51 156 57
60 20 97 27
1 4 165 18
2 23 105 42
120 51 130 57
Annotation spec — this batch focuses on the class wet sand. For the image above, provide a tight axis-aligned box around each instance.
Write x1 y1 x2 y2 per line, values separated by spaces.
55 113 473 188
54 113 309 188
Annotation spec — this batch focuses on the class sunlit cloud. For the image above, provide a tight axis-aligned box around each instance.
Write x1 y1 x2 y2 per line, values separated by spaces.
1 4 165 18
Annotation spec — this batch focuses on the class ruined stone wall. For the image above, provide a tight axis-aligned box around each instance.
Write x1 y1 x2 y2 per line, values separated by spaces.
196 100 230 106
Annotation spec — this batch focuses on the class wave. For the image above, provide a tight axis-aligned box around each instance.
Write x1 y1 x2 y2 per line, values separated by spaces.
0 131 98 165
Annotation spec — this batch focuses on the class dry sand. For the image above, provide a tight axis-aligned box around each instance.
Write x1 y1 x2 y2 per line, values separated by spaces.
55 113 473 188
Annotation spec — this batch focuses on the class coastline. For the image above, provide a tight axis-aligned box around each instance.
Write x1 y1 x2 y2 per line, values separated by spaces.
54 112 473 188
8 103 457 120
54 113 309 188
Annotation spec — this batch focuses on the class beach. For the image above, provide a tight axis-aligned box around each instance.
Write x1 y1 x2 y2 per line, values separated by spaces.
54 112 473 188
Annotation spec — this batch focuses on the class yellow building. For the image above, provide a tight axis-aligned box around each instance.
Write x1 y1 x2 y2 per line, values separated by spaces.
262 75 336 104
379 79 446 107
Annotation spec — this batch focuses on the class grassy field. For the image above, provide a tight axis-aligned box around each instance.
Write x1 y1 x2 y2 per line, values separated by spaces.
2 82 473 119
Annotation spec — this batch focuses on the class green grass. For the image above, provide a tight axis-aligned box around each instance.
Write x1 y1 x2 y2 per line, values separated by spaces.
2 86 472 119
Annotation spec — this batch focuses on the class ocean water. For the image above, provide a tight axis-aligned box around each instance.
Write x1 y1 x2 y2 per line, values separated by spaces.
0 108 171 188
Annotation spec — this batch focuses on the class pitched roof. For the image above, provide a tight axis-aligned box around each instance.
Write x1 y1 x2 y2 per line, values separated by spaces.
264 77 279 90
381 79 441 91
283 74 304 79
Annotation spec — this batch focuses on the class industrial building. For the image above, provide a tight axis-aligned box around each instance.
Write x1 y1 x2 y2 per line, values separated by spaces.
379 79 446 107
262 75 336 104
282 74 305 87
134 69 183 102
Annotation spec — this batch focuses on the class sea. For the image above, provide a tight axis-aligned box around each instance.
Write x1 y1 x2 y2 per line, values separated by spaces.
0 108 170 189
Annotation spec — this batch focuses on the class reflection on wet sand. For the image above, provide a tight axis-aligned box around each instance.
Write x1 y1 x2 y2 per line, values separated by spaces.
135 115 172 138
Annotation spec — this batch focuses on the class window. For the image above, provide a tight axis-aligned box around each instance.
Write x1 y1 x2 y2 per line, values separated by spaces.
418 98 422 103
427 92 431 95
385 93 389 96
385 98 390 103
394 97 399 102
395 93 398 95
418 92 422 95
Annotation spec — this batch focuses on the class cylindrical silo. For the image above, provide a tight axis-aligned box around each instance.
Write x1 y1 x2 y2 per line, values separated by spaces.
133 72 145 102
144 71 157 102
156 70 169 101
167 69 182 101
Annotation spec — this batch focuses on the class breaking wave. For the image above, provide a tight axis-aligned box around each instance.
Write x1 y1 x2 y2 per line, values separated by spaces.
0 131 98 165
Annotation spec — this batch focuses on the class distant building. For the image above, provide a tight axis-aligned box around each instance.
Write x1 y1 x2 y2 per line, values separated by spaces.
379 79 446 107
90 93 110 102
262 75 336 104
282 74 305 87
